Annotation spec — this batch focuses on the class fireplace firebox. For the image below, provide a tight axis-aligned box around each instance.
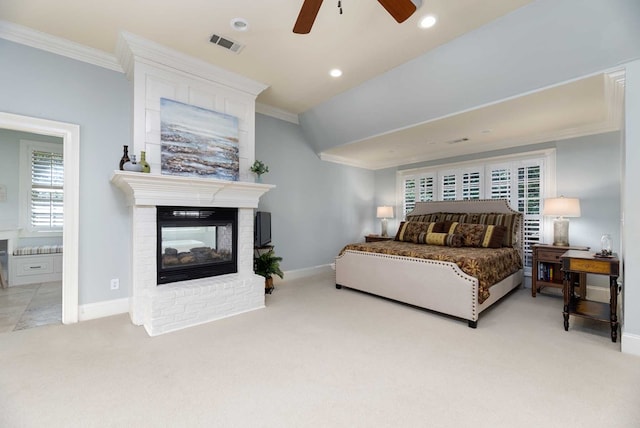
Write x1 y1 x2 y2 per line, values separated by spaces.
157 206 237 285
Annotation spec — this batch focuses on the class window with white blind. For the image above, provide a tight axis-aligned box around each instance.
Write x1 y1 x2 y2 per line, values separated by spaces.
398 151 552 273
19 140 64 233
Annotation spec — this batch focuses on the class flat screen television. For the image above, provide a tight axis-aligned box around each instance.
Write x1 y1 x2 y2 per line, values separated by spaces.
255 211 271 247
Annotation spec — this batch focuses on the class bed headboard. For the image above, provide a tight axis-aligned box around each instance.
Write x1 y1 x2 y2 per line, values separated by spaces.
406 199 524 255
407 199 518 215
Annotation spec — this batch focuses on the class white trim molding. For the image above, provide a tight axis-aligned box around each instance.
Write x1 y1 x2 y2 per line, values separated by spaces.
256 103 299 124
116 31 268 97
79 298 129 322
0 20 122 72
0 112 80 325
273 264 334 284
111 171 274 208
621 332 640 357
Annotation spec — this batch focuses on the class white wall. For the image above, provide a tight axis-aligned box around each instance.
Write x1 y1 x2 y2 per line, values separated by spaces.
622 60 640 355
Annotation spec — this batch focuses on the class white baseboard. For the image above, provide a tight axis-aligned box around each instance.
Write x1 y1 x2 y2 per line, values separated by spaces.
621 331 640 356
78 297 129 321
586 285 610 303
273 264 333 284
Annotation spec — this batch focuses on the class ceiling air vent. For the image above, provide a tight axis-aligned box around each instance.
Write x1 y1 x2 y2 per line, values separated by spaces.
446 137 470 145
209 34 244 54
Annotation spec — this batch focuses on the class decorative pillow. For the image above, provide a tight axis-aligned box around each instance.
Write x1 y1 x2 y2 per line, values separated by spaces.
446 222 507 248
406 213 442 223
395 221 444 243
425 232 463 247
482 213 519 247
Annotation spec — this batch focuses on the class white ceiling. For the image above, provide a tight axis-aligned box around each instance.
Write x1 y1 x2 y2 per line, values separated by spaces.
0 0 624 169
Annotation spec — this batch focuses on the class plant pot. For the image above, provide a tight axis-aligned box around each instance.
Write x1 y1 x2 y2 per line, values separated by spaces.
265 276 274 294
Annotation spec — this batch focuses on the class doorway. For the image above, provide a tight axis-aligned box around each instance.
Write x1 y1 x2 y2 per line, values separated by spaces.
0 112 79 324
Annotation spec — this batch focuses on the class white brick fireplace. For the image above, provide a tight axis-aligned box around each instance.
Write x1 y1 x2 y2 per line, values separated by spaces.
112 32 272 335
112 172 273 336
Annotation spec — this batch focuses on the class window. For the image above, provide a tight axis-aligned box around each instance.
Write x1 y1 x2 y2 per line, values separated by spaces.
403 174 435 214
398 151 552 273
19 140 64 233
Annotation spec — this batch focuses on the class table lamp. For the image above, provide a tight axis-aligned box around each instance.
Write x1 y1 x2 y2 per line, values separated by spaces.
542 196 581 246
376 206 394 237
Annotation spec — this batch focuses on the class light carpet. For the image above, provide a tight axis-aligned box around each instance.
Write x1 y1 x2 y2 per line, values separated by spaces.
1 271 639 427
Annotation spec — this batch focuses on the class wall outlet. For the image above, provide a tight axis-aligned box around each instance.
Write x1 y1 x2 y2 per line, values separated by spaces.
110 278 119 290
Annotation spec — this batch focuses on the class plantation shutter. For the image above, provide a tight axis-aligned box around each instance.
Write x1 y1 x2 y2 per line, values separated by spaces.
489 167 511 200
403 178 417 215
403 174 435 217
516 164 542 270
30 149 64 229
461 171 481 200
441 174 457 200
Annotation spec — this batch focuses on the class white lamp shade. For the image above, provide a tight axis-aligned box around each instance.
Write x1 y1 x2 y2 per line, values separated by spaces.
542 197 581 218
376 206 394 218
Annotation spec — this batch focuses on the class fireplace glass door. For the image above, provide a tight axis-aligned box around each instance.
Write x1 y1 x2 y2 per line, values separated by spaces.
157 207 237 284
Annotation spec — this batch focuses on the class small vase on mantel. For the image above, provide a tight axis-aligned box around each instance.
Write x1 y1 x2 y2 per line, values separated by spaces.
123 154 143 172
139 151 150 173
119 145 130 170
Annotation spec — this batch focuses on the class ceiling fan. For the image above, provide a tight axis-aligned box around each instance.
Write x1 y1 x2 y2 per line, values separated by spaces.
293 0 422 34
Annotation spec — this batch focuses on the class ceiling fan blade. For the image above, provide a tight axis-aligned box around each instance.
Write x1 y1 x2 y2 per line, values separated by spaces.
293 0 324 34
377 0 417 23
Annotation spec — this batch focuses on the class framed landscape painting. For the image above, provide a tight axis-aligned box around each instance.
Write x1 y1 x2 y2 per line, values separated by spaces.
160 98 240 181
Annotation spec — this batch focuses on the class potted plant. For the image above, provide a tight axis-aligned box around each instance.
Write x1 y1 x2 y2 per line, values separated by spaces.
250 160 269 182
254 249 283 293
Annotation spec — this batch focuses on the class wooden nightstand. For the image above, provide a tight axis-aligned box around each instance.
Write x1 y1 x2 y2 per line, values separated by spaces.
365 235 393 243
532 244 589 298
561 250 620 342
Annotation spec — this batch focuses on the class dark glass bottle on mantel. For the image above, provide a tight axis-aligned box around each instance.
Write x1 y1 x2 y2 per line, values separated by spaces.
119 145 130 170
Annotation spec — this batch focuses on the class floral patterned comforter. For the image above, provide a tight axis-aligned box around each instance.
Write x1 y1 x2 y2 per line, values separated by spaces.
339 241 522 304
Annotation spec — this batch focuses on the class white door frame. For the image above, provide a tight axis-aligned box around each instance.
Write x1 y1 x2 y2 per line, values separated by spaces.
0 112 79 324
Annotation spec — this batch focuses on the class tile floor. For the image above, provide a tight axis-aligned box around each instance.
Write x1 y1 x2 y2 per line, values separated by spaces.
0 281 62 333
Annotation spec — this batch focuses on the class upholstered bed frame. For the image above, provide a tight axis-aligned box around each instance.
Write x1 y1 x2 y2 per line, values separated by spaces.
335 199 524 328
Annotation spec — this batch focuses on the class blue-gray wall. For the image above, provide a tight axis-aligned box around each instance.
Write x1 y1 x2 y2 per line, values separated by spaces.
255 114 375 271
0 39 132 305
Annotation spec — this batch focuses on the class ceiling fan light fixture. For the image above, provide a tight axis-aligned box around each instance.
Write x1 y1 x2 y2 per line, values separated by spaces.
329 68 343 78
230 18 249 31
419 15 437 29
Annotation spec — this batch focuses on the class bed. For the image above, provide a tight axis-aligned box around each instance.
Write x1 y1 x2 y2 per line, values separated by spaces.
335 199 524 327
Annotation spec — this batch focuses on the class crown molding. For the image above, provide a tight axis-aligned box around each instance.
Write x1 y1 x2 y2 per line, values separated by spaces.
256 103 299 124
116 31 269 98
604 69 626 130
318 152 374 169
0 20 122 72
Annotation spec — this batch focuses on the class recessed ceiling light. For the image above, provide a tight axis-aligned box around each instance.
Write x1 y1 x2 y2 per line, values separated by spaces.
329 69 343 78
230 18 249 31
419 15 437 29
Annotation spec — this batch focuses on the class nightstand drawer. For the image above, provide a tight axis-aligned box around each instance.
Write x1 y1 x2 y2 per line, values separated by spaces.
536 249 565 262
567 258 617 275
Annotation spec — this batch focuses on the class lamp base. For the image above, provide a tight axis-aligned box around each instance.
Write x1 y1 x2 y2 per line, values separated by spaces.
380 218 388 237
552 218 570 246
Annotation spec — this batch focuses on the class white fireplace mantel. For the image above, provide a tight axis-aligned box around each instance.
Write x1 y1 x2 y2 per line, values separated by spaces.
111 171 274 208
